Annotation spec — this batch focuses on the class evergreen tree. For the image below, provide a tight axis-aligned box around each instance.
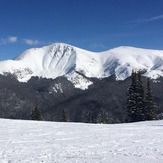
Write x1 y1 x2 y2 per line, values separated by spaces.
144 78 158 120
31 106 43 121
100 110 105 124
127 71 137 122
127 71 158 122
135 71 145 121
61 109 67 122
87 112 95 123
127 71 145 122
100 109 109 124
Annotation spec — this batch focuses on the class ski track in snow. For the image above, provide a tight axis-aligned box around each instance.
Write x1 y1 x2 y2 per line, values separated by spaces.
0 119 163 163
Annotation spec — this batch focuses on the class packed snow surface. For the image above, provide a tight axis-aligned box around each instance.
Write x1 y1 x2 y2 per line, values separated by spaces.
0 119 163 163
1 43 163 88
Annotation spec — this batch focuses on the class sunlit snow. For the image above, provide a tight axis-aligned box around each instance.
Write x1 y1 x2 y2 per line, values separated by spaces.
0 119 163 163
1 43 163 89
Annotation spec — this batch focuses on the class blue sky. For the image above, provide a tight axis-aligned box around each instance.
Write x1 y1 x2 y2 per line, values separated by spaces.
0 0 163 60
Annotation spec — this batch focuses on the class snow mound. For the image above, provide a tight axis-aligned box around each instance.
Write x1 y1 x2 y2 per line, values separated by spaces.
1 43 163 89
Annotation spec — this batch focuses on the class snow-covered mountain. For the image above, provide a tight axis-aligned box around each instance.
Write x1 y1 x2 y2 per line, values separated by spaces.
1 43 163 89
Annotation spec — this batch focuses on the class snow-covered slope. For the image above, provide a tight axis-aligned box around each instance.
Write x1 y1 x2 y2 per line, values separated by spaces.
0 118 163 163
1 43 163 89
101 46 163 80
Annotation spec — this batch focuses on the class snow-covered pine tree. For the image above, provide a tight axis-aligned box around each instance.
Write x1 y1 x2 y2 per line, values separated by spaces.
144 78 158 120
31 106 43 121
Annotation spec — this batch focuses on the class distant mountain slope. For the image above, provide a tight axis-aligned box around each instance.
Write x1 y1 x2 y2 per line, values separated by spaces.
1 43 163 89
0 74 162 122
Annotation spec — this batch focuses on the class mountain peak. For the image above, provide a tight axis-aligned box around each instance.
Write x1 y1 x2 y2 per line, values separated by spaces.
1 43 163 89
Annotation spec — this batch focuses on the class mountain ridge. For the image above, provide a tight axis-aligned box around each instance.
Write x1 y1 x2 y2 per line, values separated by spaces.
1 43 163 89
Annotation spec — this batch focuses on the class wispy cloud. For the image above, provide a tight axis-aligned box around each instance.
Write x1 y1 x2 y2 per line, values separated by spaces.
0 36 17 45
129 14 163 24
0 37 47 46
8 36 17 43
146 14 163 22
23 39 42 46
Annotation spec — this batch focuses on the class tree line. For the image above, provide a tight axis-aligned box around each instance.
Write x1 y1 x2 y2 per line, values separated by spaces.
31 106 68 122
31 71 158 123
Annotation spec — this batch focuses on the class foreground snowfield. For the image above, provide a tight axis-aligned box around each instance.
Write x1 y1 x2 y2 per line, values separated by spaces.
0 119 163 163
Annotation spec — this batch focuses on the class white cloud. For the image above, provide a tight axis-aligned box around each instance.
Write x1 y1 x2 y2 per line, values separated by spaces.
8 36 17 43
23 39 42 46
130 14 163 24
0 36 18 45
146 14 163 22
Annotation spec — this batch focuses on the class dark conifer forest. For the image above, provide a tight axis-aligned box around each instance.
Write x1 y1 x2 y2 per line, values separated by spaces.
0 73 162 123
